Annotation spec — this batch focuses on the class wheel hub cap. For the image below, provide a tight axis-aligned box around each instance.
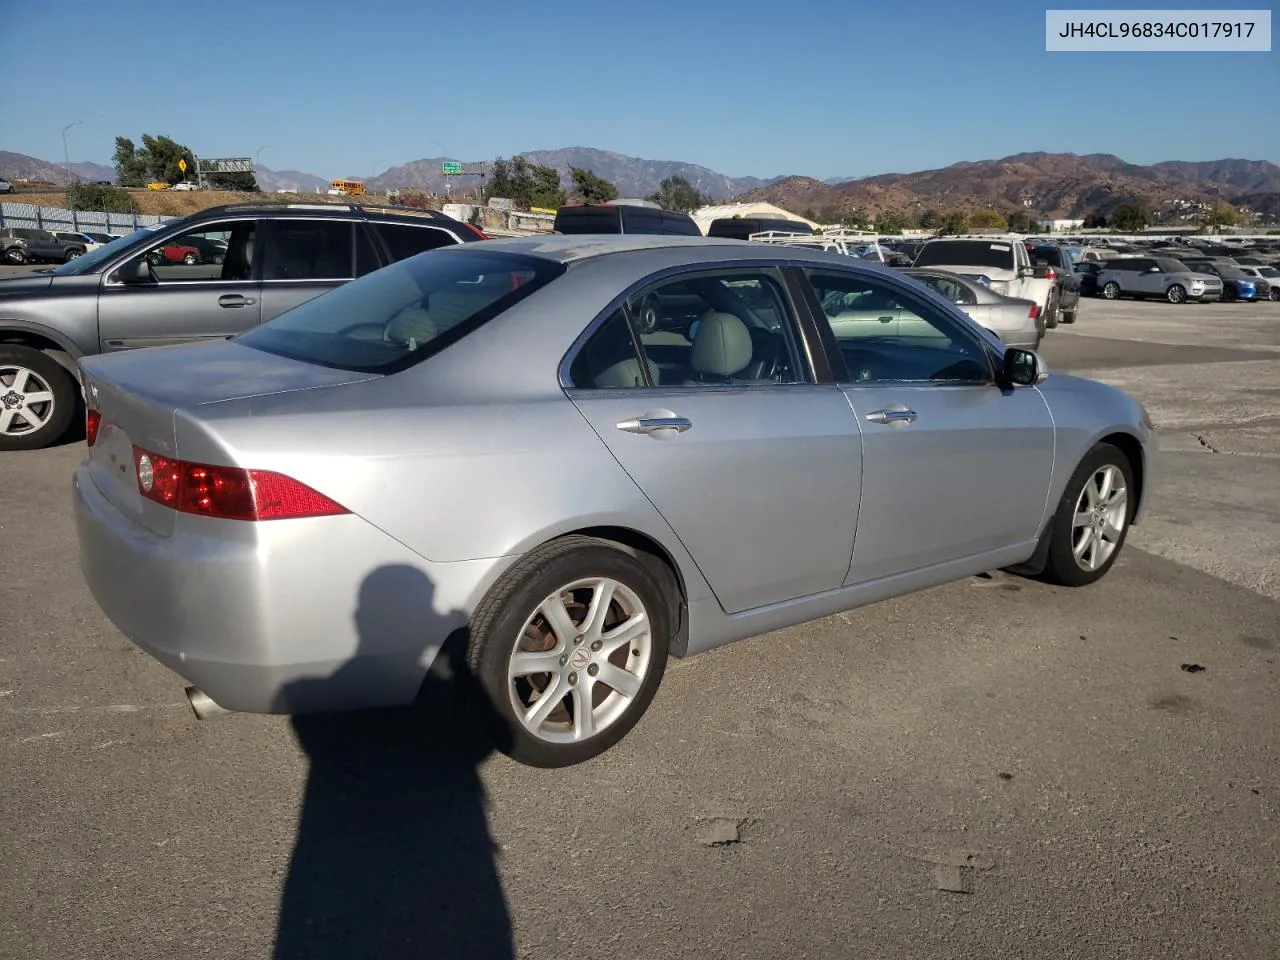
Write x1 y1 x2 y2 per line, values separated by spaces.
1 390 21 409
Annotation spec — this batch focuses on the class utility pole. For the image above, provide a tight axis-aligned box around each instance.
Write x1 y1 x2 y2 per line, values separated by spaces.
61 120 83 183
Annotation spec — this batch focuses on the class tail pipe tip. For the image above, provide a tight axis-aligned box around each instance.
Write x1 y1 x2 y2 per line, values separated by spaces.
185 686 229 720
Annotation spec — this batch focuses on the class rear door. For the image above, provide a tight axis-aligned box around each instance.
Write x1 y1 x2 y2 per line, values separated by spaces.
565 265 862 614
799 266 1055 583
97 218 263 352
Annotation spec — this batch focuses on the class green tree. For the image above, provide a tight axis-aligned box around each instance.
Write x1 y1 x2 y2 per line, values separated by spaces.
873 211 908 234
1082 212 1108 229
917 208 941 230
206 170 259 192
646 175 706 213
112 137 149 187
1006 210 1032 233
485 157 515 201
1110 203 1152 232
530 165 566 208
939 212 969 235
569 166 618 204
969 208 1009 231
66 182 140 214
1204 202 1240 227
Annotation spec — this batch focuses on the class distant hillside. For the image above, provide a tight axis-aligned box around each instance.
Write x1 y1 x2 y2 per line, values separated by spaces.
253 165 330 193
368 147 782 199
0 151 113 183
740 152 1280 221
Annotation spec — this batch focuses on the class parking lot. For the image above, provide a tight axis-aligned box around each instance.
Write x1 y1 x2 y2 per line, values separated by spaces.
2 295 1278 959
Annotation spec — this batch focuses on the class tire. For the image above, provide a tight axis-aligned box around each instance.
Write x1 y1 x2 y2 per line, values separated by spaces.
466 535 674 767
0 345 78 451
5 246 26 265
1043 290 1060 330
1166 284 1187 304
1102 281 1121 300
1040 442 1135 588
1271 290 1280 302
64 249 82 262
183 253 198 265
1061 309 1077 325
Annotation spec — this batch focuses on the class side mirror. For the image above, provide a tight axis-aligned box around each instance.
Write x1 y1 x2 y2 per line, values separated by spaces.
1018 265 1034 278
112 258 155 285
1002 347 1046 387
1148 266 1160 273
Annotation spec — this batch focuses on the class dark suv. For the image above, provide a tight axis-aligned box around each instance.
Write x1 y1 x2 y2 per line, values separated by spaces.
1025 242 1081 325
2 227 88 265
0 201 485 450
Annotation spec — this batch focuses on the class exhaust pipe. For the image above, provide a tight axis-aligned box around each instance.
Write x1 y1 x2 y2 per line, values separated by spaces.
185 686 229 720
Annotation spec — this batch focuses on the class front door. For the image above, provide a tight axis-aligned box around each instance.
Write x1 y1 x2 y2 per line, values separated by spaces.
566 267 862 614
97 219 262 352
801 267 1056 584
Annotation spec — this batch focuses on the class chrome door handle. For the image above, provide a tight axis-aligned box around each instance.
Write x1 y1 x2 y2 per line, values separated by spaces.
866 406 917 425
616 416 692 435
218 294 256 308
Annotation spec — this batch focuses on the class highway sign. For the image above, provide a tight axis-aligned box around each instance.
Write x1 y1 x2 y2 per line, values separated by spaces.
441 161 462 175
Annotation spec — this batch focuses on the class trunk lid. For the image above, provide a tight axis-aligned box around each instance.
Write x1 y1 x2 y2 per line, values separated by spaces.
79 340 377 537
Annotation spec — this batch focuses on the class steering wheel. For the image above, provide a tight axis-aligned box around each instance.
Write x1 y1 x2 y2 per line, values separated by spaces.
745 327 781 381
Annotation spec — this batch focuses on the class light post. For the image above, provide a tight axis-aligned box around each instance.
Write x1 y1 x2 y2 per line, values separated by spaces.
61 120 83 182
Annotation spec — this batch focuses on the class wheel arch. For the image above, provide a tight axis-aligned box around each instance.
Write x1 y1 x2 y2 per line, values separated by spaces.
0 322 85 381
1097 430 1147 526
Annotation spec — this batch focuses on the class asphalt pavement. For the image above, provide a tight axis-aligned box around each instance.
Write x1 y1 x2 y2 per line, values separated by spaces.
1 296 1278 960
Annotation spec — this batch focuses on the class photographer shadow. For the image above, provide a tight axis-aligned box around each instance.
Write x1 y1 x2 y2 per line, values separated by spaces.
273 564 514 960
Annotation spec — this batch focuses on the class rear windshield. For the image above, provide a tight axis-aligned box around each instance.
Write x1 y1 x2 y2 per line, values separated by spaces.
555 208 622 234
1028 245 1068 266
237 249 565 374
913 240 1015 270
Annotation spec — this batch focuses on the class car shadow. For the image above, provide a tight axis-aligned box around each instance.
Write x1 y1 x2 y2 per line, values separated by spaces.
273 565 515 960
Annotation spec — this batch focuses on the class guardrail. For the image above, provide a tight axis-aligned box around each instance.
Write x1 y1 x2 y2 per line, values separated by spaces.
0 201 176 235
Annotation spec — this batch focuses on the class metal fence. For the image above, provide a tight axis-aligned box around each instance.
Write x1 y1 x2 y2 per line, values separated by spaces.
0 201 176 235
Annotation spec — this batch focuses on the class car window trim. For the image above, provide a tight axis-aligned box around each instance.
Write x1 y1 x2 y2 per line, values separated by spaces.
101 217 264 287
558 260 829 393
793 264 1000 388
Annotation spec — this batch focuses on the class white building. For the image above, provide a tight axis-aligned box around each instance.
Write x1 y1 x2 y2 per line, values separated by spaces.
1034 218 1085 233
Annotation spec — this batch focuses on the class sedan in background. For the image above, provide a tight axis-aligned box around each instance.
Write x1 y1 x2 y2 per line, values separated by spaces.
75 236 1153 768
1237 266 1279 301
1181 260 1259 302
901 267 1043 348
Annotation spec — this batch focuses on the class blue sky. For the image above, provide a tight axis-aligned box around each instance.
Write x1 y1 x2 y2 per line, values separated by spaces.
4 0 1277 180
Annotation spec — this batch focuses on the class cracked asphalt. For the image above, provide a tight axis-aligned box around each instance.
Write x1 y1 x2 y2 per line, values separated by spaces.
1 293 1277 960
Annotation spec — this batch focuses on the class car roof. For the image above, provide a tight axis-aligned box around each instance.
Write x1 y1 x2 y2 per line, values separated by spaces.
181 201 467 227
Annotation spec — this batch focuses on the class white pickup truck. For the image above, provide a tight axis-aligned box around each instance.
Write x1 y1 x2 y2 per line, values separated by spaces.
911 237 1058 328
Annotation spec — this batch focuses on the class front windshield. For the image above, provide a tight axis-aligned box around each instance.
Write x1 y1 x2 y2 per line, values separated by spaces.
1213 264 1247 278
50 223 174 276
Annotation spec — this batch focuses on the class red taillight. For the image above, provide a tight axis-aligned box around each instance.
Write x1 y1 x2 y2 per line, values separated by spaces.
1029 304 1040 318
131 446 349 521
464 223 488 240
85 409 102 447
1045 267 1057 281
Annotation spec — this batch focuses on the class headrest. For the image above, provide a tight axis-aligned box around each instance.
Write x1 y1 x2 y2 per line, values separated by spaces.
691 311 752 377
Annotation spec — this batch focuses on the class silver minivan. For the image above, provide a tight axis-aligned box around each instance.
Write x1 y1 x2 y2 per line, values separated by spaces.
1097 256 1222 304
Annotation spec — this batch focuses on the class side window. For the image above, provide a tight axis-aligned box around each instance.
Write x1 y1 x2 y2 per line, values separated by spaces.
376 224 458 262
569 309 649 389
626 271 807 386
805 270 992 385
264 220 355 281
136 221 257 282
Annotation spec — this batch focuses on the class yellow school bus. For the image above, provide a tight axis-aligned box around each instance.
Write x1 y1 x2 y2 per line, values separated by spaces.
330 179 366 197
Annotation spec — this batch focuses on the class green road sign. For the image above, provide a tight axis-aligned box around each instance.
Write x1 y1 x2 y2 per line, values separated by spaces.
441 161 462 174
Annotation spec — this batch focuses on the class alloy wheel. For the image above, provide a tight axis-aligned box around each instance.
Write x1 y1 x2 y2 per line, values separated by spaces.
0 364 56 438
1071 464 1128 572
507 577 653 744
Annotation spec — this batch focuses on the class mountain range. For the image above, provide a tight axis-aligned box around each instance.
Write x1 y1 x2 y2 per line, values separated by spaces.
3 147 1277 219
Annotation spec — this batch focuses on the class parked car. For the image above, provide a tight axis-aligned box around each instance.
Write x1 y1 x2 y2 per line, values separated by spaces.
911 237 1057 327
1096 257 1223 303
706 217 815 240
73 235 1154 768
1075 260 1104 297
900 268 1043 348
554 203 702 236
0 227 87 264
0 201 485 450
53 231 105 253
1238 265 1280 300
0 177 14 194
1025 242 1082 324
1179 259 1259 302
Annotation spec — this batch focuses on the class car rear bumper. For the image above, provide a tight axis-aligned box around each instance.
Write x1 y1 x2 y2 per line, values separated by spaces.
73 463 508 715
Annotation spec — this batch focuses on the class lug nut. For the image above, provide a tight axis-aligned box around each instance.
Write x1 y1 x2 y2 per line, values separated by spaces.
559 653 569 666
590 639 602 651
574 635 584 645
568 672 578 685
587 663 599 677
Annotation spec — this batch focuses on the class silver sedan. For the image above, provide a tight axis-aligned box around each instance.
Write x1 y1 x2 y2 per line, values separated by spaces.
73 236 1155 768
900 268 1044 349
